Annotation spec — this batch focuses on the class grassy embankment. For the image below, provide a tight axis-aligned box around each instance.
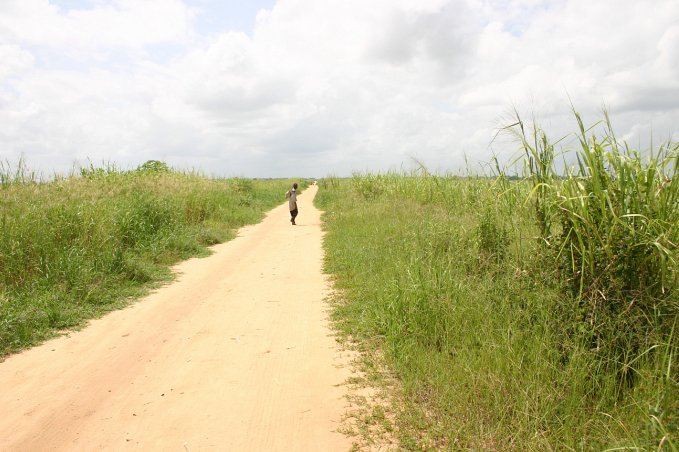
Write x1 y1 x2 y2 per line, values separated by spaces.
0 161 303 357
316 114 677 450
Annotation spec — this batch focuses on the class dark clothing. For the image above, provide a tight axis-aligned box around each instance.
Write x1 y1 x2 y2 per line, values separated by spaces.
286 186 298 225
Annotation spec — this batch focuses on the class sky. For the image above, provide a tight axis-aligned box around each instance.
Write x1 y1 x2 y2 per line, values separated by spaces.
1 0 678 178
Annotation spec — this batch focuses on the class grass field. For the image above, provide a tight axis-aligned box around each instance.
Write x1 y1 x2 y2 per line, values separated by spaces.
316 115 677 449
0 160 303 357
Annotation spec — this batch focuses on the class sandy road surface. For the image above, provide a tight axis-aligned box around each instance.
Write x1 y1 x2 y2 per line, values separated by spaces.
0 185 353 451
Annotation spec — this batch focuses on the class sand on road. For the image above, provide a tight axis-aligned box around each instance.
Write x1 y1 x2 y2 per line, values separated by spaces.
0 184 354 451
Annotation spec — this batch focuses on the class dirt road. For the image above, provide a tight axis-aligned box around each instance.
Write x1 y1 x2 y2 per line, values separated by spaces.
0 185 353 451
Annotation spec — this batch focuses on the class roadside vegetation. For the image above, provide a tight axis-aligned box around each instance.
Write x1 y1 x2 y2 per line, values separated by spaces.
317 112 677 450
0 159 302 357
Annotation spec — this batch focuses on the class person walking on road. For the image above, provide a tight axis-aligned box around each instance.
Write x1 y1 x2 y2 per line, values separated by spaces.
286 183 298 225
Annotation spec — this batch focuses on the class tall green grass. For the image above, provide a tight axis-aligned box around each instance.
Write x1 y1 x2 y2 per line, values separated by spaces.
0 161 302 357
316 113 677 449
513 111 677 399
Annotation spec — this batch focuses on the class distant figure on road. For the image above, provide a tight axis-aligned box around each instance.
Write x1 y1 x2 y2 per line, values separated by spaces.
286 183 298 225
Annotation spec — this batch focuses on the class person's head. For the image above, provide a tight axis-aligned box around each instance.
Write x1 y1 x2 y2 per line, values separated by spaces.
293 183 298 189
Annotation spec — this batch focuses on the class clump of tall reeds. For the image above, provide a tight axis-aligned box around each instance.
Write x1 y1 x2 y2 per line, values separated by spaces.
511 109 678 406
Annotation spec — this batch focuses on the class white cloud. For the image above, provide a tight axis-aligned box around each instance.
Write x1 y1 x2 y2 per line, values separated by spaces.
0 44 34 80
0 0 677 177
0 0 192 49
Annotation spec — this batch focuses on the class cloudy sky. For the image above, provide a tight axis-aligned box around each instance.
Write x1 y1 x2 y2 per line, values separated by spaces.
1 0 678 177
